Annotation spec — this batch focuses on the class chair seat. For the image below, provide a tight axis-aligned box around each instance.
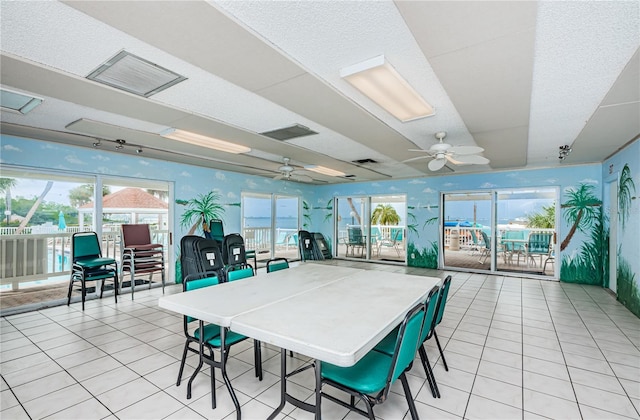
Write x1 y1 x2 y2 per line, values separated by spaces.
75 257 116 268
81 268 117 281
124 243 163 251
193 324 248 348
322 350 392 394
373 326 400 356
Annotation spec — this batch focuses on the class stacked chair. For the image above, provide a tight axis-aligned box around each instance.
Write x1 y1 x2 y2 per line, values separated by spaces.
120 223 165 299
68 231 119 310
298 229 332 261
176 235 262 412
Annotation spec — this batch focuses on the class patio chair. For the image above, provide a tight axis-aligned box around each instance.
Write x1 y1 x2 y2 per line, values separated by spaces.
377 227 403 257
526 232 553 268
345 226 366 257
479 231 491 264
318 301 426 419
120 224 165 299
68 231 118 310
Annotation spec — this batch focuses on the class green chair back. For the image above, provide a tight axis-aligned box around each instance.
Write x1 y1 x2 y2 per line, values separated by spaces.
266 258 289 273
347 226 365 245
72 232 102 261
389 302 426 383
227 266 254 282
184 276 219 323
434 276 451 326
419 285 441 344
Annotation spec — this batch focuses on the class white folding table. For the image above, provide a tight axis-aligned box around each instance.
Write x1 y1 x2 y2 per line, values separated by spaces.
159 263 440 419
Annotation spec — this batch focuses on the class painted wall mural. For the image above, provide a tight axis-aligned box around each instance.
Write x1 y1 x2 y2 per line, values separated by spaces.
2 134 638 316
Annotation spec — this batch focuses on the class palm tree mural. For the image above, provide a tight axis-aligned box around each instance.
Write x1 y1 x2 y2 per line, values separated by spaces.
371 204 400 225
178 191 225 235
618 164 636 228
560 184 601 251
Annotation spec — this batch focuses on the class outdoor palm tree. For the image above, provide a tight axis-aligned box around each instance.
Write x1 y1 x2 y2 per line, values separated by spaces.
560 184 601 251
0 178 17 224
179 191 225 235
526 204 555 229
371 204 400 225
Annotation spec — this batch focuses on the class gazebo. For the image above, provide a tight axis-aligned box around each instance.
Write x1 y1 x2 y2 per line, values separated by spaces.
78 187 168 231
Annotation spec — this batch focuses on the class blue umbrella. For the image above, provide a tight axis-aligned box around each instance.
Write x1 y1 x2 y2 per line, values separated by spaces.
58 211 66 231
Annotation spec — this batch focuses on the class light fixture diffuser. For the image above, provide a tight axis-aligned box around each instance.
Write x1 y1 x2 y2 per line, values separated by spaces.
341 55 434 122
161 128 251 154
0 88 43 114
305 165 345 177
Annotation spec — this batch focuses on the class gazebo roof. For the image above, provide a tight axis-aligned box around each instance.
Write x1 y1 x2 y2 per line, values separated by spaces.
79 187 168 211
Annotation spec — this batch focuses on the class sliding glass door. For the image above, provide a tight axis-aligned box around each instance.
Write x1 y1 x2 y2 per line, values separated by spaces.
442 188 558 278
241 192 299 264
335 194 406 263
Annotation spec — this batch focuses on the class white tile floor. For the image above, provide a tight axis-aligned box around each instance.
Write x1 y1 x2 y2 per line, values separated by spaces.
1 260 639 419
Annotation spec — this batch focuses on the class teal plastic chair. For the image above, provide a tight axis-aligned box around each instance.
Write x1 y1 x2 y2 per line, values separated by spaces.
67 232 118 310
318 301 426 419
374 284 442 398
177 255 262 412
430 276 452 373
526 232 553 267
266 257 289 273
226 265 254 282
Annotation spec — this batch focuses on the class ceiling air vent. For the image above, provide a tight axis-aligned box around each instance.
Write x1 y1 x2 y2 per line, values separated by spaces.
87 51 187 97
352 158 378 164
260 124 318 141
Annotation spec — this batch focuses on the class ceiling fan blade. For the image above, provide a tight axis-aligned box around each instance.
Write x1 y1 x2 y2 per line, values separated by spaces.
273 174 286 180
428 158 447 171
446 155 464 165
402 155 432 163
407 148 433 153
448 145 484 155
454 154 490 164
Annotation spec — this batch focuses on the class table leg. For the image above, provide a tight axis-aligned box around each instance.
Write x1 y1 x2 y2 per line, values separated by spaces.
219 327 242 420
315 360 322 420
267 348 317 420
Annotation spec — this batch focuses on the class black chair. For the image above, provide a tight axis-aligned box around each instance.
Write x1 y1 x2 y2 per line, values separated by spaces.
68 232 118 310
266 257 289 273
176 237 262 411
313 232 332 259
222 233 247 268
318 301 427 419
298 230 319 261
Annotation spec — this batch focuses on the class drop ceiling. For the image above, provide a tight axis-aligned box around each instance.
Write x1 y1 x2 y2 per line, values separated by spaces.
0 1 638 184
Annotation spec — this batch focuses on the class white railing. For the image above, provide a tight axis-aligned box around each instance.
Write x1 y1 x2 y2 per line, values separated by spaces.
444 226 555 249
241 227 298 253
0 228 169 290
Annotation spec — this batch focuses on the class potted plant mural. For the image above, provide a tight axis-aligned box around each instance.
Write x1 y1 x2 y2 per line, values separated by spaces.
175 191 226 282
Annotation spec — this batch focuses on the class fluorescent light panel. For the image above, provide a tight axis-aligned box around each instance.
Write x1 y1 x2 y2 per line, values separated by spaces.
305 165 345 177
341 55 434 122
87 51 187 97
0 89 43 114
161 129 250 154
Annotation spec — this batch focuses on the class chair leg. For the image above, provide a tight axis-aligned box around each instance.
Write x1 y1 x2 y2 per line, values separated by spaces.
81 277 86 311
434 330 448 371
176 341 190 387
113 271 119 304
400 373 420 420
419 345 440 398
67 274 74 306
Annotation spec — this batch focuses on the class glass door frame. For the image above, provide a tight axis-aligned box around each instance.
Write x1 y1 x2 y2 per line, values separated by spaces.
441 187 559 279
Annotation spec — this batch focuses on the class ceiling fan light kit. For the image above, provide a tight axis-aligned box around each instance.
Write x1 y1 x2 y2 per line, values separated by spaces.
406 131 490 171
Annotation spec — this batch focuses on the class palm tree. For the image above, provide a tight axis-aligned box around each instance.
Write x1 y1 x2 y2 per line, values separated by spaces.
560 184 601 251
179 191 225 235
0 178 17 224
371 204 400 225
526 204 555 229
618 164 636 228
16 181 54 234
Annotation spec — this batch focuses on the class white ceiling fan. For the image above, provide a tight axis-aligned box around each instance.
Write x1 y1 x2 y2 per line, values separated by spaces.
404 131 490 171
273 157 314 183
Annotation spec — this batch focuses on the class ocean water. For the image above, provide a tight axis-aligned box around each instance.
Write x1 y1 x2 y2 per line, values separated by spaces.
244 217 298 229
